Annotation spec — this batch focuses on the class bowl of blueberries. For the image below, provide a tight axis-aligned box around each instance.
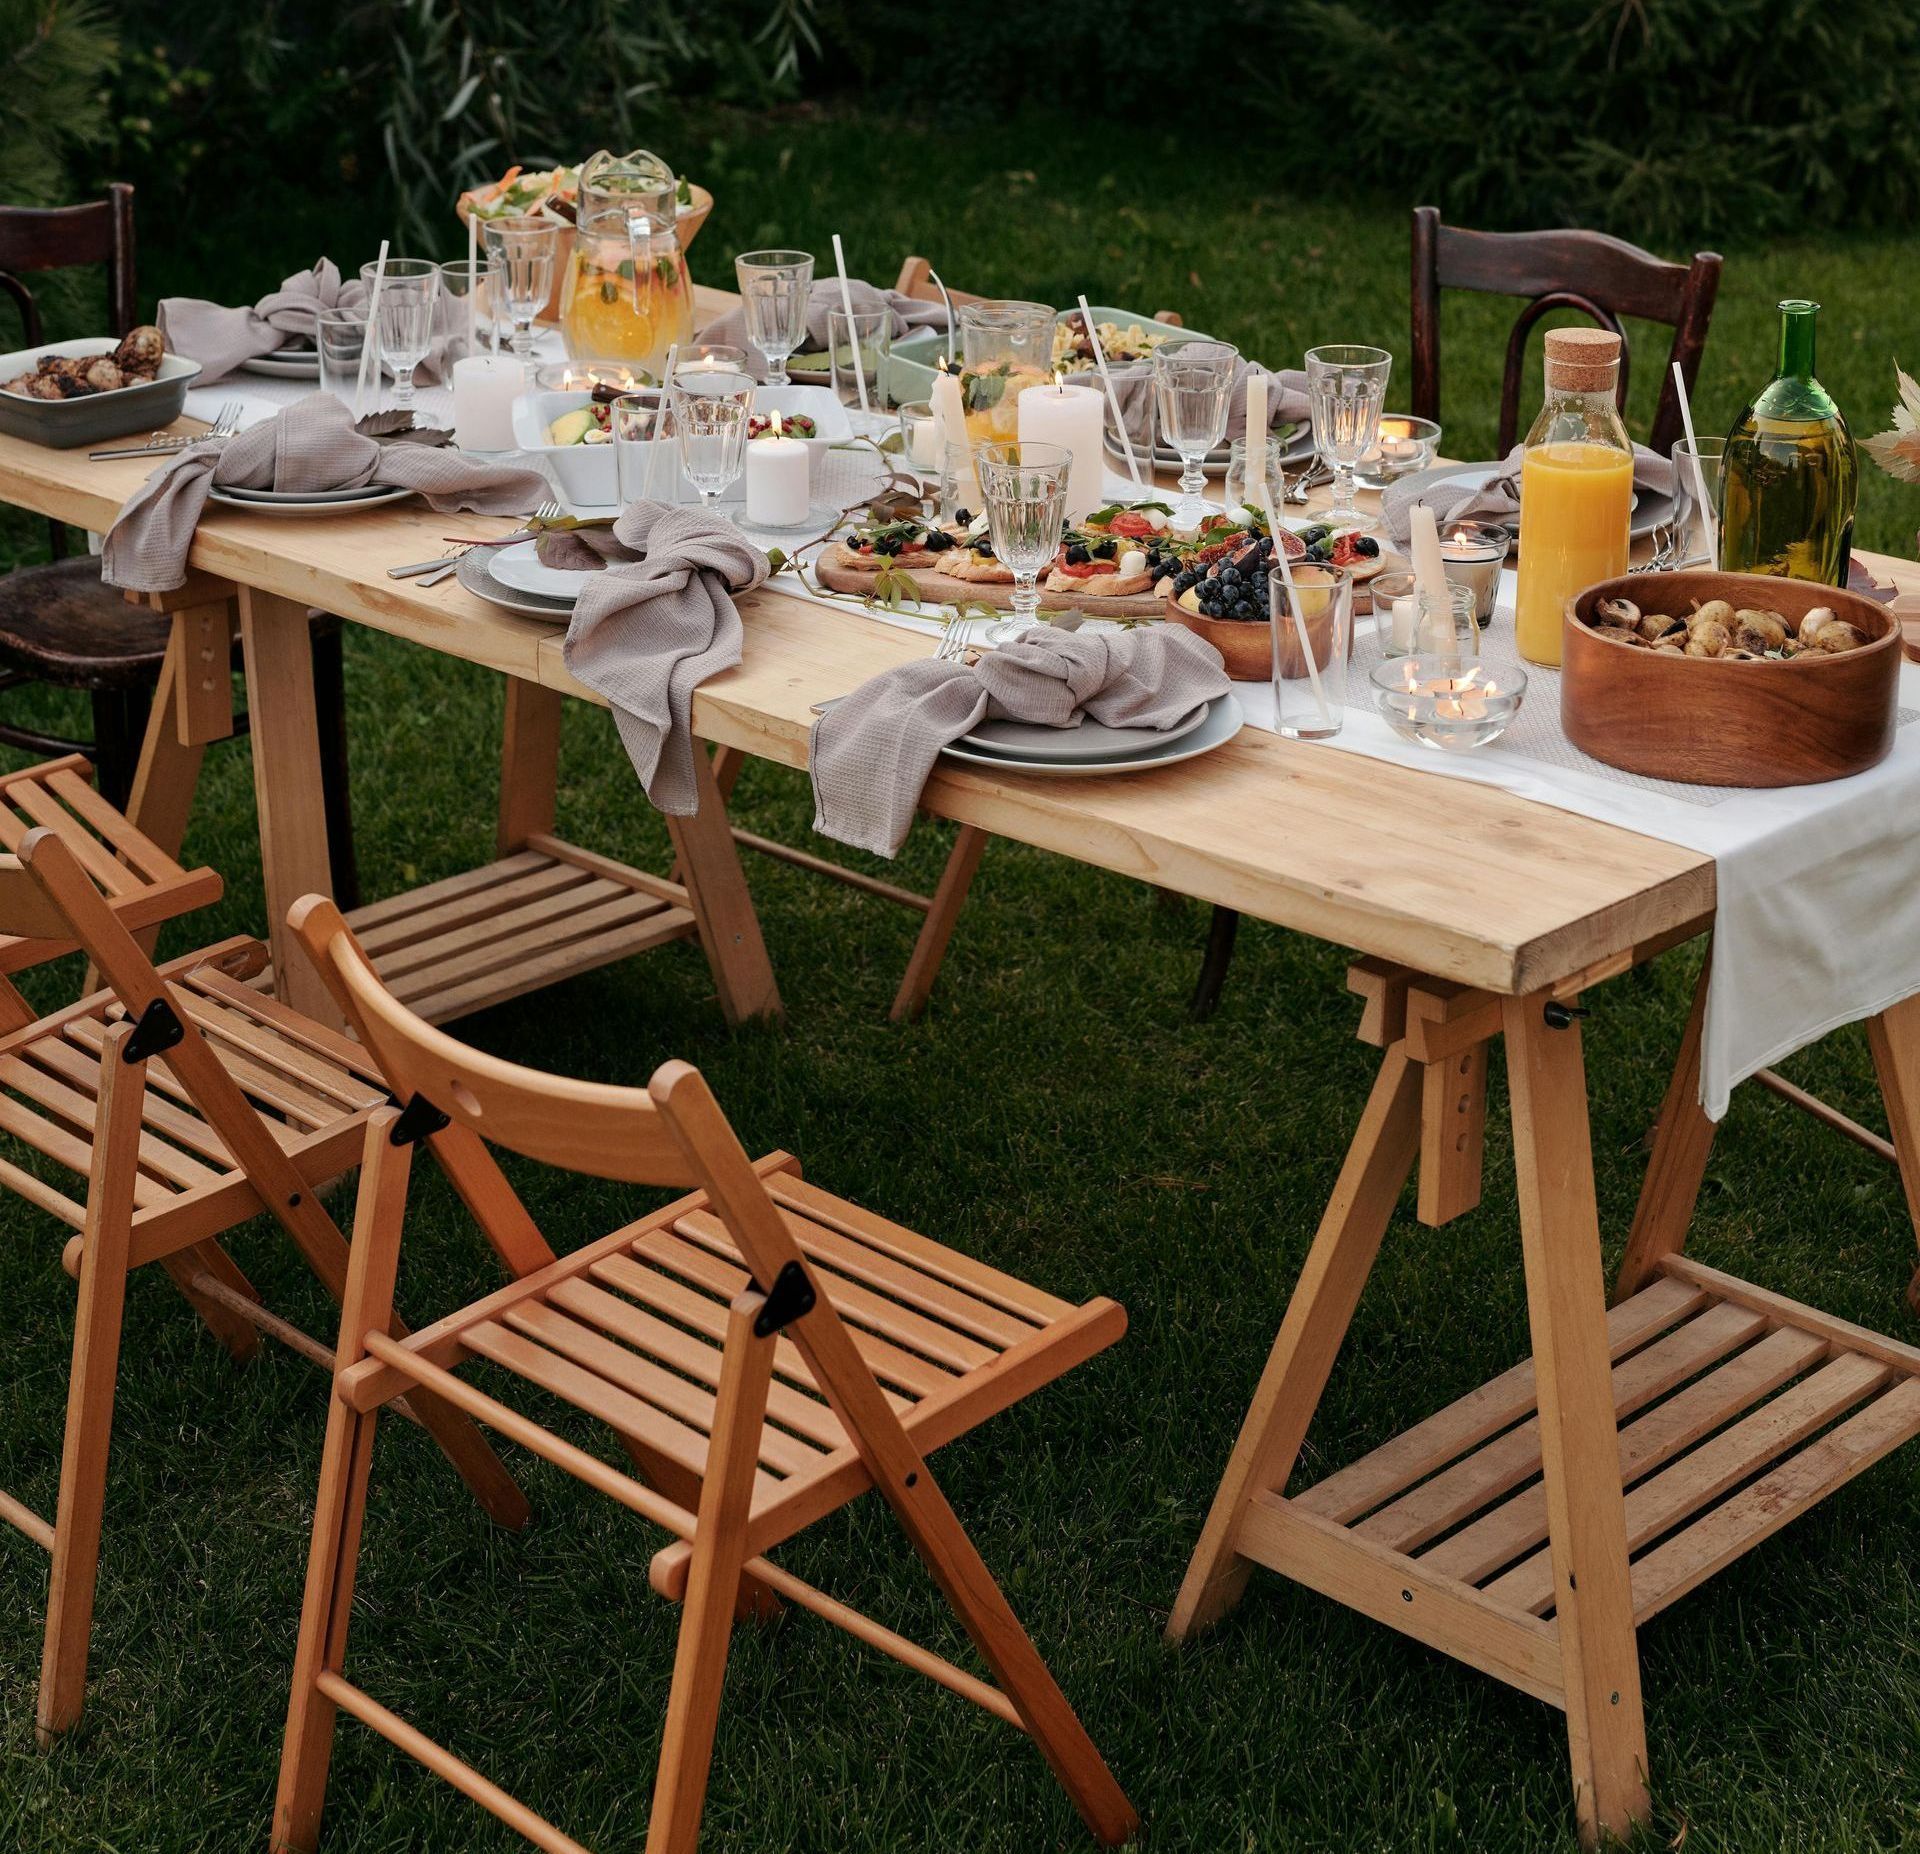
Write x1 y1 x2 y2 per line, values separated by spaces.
1164 525 1375 680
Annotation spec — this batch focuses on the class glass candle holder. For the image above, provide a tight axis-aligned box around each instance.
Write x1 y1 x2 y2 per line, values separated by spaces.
1354 414 1441 491
1225 435 1294 521
1371 654 1527 751
534 360 656 394
1375 573 1477 661
1437 520 1512 629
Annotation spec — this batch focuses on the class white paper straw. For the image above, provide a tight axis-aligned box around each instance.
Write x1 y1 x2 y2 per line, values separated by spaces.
830 233 869 414
1672 360 1719 567
1246 370 1268 504
644 342 680 504
1079 294 1143 489
1262 488 1331 729
355 238 388 417
466 212 478 359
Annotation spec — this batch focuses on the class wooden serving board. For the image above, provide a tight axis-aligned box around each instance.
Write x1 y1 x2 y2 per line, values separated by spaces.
815 554 1166 617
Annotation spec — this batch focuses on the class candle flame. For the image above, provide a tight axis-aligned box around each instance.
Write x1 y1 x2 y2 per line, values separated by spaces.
1053 368 1065 391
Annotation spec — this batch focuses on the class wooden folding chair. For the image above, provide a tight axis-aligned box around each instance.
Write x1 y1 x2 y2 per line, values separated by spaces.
273 893 1139 1854
0 826 528 1744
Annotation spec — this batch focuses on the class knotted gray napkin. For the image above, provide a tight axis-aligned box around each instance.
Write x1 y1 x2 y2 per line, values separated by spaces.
1382 442 1675 547
158 259 368 387
695 278 950 382
1100 358 1310 459
561 501 770 815
811 625 1230 857
101 394 548 593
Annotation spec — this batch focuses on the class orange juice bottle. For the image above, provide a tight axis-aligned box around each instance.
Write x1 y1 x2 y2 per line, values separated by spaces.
1514 327 1634 665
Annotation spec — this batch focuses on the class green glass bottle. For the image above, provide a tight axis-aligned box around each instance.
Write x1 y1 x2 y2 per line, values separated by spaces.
1719 299 1858 584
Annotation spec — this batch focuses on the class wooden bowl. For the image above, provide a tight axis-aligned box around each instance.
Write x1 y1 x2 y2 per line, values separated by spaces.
1562 571 1899 787
1164 571 1357 682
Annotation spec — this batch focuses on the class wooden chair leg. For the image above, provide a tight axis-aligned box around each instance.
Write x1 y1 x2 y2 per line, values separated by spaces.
1168 1042 1423 1639
157 1241 263 1364
1865 992 1920 1318
309 618 359 912
36 1024 143 1744
1504 993 1650 1847
274 1117 411 1853
1186 906 1240 1022
889 824 988 1023
645 1294 776 1854
1613 957 1715 1304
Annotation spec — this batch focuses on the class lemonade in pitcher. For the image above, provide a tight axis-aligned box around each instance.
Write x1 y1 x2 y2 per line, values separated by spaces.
559 149 695 373
958 301 1053 443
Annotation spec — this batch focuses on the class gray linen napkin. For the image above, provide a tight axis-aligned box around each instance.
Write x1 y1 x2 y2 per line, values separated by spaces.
1382 442 1676 547
159 260 368 387
695 278 950 382
161 257 466 388
561 501 770 815
101 394 548 593
811 625 1230 857
1100 359 1310 458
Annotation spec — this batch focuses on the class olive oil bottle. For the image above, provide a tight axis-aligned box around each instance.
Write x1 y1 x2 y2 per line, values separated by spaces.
1720 299 1858 585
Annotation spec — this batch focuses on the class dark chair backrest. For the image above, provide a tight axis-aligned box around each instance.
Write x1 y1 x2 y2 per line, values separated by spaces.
0 184 137 347
1409 206 1721 457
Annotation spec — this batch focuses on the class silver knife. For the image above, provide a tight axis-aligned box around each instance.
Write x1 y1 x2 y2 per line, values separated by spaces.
89 434 201 461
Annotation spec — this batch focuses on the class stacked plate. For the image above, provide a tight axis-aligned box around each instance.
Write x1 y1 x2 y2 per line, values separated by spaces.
239 345 320 380
455 540 581 621
1391 461 1672 541
206 483 415 518
1108 425 1315 482
939 695 1245 778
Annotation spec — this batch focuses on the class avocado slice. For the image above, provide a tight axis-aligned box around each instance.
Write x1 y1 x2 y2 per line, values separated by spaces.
547 407 597 446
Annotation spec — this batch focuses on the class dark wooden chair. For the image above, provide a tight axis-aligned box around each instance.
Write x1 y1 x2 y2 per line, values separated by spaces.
0 186 358 902
1187 211 1723 1024
1408 206 1723 458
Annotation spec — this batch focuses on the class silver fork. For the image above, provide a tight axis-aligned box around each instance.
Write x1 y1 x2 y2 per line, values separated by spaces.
396 500 565 587
1633 522 1678 573
1285 462 1332 505
937 616 975 662
91 398 242 461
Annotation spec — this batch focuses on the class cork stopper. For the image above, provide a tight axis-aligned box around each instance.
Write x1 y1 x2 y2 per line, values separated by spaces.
1543 326 1621 393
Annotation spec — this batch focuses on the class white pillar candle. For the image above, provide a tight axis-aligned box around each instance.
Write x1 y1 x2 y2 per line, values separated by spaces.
745 431 810 528
909 415 940 469
1015 378 1104 523
1410 502 1450 611
1390 593 1420 653
1245 370 1269 503
930 366 966 454
452 353 523 451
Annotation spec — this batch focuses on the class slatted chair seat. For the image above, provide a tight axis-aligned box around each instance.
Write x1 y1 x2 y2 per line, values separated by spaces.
340 1158 1125 1564
273 895 1137 1854
0 940 387 1248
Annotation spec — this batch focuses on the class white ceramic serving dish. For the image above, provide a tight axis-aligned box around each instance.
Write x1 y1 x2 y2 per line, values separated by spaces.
0 339 202 449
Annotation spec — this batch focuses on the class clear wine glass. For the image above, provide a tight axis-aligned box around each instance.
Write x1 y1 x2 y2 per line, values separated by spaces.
671 366 755 512
481 215 559 362
1152 340 1238 530
1305 343 1393 530
734 249 814 385
975 440 1071 641
358 257 438 411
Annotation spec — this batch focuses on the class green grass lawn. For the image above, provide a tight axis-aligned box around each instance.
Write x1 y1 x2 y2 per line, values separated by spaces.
3 105 1920 1853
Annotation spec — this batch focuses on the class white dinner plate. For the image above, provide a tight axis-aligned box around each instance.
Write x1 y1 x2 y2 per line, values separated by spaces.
1109 425 1315 481
239 348 320 379
958 703 1211 763
206 484 414 517
940 693 1243 777
454 545 578 620
487 538 594 601
219 483 392 504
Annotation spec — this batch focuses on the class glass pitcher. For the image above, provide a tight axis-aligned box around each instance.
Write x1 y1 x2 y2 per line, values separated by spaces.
560 149 694 373
957 300 1053 443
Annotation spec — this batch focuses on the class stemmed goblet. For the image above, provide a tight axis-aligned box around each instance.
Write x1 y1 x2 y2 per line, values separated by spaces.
734 249 814 385
358 257 438 411
1305 344 1393 530
482 215 558 362
1152 340 1239 531
671 363 756 512
974 440 1071 641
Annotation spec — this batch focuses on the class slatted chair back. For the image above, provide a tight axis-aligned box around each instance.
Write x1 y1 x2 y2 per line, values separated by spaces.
1409 206 1722 456
0 756 222 985
291 894 698 1190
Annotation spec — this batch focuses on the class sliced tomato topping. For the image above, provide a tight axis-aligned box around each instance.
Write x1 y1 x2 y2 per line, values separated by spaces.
1107 511 1155 538
1329 533 1366 567
1056 558 1119 578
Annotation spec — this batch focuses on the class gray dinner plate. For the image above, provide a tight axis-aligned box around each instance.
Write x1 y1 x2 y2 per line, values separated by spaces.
1108 425 1315 482
239 349 320 379
219 483 393 504
206 484 414 517
454 545 580 620
959 703 1210 763
1392 460 1671 541
940 693 1243 777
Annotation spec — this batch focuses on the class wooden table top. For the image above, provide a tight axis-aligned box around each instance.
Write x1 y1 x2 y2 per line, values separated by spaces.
7 303 1909 996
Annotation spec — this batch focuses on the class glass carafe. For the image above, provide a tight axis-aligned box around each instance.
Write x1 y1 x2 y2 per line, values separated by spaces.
1720 299 1858 585
1513 326 1634 666
560 149 694 373
958 300 1053 443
